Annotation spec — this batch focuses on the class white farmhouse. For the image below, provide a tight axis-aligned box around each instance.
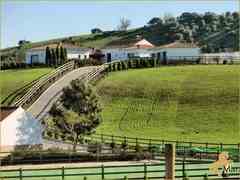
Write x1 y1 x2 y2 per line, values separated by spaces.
25 44 91 64
101 39 201 63
0 107 43 152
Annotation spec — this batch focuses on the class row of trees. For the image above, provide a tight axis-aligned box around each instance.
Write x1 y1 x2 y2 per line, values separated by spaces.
146 12 239 52
45 45 68 66
107 58 160 72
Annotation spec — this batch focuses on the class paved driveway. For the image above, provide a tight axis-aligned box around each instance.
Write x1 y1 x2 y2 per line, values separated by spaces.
27 66 100 120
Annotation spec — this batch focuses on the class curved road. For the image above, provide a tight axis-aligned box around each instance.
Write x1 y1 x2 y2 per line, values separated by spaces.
27 66 102 120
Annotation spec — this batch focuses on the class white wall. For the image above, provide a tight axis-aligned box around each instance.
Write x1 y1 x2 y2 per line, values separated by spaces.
163 48 201 60
25 50 46 64
102 48 128 61
0 107 43 147
67 51 90 60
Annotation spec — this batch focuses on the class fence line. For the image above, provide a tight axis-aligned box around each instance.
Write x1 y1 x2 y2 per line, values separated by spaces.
13 61 75 108
86 133 240 161
1 161 239 179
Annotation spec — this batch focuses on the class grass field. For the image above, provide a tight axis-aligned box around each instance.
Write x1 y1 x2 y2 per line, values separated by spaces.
0 68 53 105
96 65 240 144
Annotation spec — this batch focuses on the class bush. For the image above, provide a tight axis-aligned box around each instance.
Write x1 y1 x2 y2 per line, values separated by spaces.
135 143 142 153
121 141 128 151
136 59 140 68
203 174 208 180
117 62 122 71
108 64 112 72
127 60 132 69
87 143 102 154
110 141 116 149
112 63 116 71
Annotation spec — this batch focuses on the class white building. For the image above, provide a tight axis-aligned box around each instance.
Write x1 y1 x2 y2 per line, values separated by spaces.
0 107 43 152
25 44 91 64
101 39 201 63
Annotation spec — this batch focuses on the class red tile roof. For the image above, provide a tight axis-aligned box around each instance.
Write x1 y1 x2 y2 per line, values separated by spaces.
159 41 198 48
0 107 18 121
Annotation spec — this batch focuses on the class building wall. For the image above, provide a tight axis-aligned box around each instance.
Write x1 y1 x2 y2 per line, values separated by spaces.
67 50 90 60
102 48 201 62
25 50 46 64
0 107 43 151
102 49 128 61
163 48 201 60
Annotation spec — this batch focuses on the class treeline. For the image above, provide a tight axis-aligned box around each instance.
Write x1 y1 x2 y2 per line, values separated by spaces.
145 11 239 52
45 45 67 66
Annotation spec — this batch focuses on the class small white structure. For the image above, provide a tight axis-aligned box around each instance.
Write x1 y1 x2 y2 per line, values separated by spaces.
25 44 91 64
0 107 43 152
101 39 201 62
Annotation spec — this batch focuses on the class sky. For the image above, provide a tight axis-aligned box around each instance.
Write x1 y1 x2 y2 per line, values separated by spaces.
1 0 238 49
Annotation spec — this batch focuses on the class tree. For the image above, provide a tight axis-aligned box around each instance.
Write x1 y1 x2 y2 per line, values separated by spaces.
46 79 102 151
56 45 61 65
45 46 51 66
51 49 57 66
117 17 131 31
60 46 65 65
91 28 103 34
163 13 175 24
148 17 163 26
63 48 68 63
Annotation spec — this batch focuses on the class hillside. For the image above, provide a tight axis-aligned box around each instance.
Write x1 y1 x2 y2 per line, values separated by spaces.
96 65 240 143
1 11 239 64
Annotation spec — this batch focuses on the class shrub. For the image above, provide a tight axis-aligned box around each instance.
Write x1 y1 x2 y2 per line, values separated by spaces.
108 64 112 72
128 60 132 69
153 59 157 67
121 141 128 151
117 62 122 71
110 141 116 149
203 174 208 180
87 143 102 154
136 59 140 68
112 63 116 71
121 61 125 70
135 143 142 153
123 61 128 70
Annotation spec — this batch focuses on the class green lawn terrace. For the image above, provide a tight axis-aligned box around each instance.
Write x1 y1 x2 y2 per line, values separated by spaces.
96 65 240 144
0 68 53 105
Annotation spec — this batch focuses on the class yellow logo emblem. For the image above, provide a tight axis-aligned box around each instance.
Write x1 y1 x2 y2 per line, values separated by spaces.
209 152 232 177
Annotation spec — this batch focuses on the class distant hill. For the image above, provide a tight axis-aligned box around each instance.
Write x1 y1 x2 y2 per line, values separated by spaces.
1 11 239 63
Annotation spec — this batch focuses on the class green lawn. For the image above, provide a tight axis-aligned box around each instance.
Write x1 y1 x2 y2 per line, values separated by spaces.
96 65 240 144
0 68 53 105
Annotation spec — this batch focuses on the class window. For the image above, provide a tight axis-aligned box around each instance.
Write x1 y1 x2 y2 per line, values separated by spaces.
31 55 39 64
127 53 134 58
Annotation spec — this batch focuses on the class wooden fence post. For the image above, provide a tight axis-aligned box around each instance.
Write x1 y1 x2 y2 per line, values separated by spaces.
182 157 186 178
165 144 175 180
238 144 240 162
62 167 65 180
144 163 147 179
19 168 22 180
101 165 105 180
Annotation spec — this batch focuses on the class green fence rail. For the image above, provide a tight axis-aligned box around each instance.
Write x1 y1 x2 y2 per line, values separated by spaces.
1 161 240 180
86 134 240 161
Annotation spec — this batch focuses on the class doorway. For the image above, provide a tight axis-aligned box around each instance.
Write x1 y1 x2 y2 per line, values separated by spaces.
107 53 111 62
